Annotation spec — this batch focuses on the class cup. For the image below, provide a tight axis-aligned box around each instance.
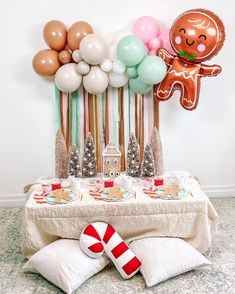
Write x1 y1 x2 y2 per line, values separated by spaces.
154 177 164 187
51 182 61 191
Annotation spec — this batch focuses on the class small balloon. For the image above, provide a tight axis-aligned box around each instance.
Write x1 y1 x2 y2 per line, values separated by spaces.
117 35 147 66
43 20 67 51
77 61 90 75
32 49 60 76
148 37 162 50
67 21 94 51
138 55 167 85
109 72 128 88
83 66 109 94
58 50 72 64
112 60 126 74
132 16 160 44
80 34 107 65
129 77 152 94
55 63 82 93
126 66 138 78
100 59 113 72
149 49 157 55
72 49 82 63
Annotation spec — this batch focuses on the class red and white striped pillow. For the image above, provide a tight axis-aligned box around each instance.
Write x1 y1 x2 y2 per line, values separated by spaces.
80 222 141 279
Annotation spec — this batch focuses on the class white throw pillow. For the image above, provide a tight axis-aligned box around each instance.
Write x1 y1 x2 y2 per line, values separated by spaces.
129 237 210 287
23 239 110 293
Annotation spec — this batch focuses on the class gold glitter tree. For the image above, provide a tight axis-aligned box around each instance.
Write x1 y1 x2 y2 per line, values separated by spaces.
55 130 69 178
150 127 164 176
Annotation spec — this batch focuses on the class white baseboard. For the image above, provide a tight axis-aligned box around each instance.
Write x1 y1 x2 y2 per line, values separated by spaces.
202 185 235 198
0 185 234 207
0 194 26 207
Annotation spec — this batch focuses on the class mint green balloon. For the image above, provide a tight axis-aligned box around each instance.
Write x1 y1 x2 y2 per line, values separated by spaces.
117 35 147 66
129 77 152 94
126 66 138 78
138 55 167 85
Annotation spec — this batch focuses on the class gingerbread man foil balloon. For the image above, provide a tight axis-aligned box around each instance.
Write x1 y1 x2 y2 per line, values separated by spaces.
155 9 225 110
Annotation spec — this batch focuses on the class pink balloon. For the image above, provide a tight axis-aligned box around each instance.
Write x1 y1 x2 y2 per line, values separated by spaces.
149 49 157 55
159 30 175 54
148 37 162 50
132 16 160 44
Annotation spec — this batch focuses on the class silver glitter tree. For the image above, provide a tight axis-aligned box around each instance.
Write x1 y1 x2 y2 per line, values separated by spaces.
82 132 97 177
69 144 81 178
150 127 164 176
141 144 155 178
126 133 141 177
55 130 69 179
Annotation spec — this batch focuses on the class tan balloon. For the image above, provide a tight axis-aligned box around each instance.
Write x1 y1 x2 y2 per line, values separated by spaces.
83 66 109 94
67 21 94 51
32 49 61 76
43 20 67 51
59 50 72 64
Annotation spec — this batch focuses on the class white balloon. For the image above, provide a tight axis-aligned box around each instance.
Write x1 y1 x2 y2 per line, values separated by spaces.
109 71 128 88
83 66 109 94
77 61 90 75
72 49 82 63
100 59 113 72
80 34 107 65
55 63 82 93
112 60 126 74
107 45 117 61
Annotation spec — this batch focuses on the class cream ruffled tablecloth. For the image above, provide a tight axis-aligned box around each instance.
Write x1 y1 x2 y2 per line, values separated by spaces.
21 172 218 258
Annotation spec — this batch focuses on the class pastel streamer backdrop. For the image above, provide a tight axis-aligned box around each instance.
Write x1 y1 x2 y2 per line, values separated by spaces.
55 84 159 172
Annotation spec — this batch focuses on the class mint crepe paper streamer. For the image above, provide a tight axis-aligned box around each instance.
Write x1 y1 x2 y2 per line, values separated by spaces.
71 90 78 146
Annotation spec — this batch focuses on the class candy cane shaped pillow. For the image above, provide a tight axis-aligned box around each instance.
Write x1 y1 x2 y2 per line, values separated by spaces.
80 222 141 279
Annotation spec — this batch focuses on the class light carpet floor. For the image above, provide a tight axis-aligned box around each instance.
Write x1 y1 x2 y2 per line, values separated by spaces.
0 198 234 294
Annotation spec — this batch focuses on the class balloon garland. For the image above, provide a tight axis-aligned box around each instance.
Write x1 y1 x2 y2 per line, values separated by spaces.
32 17 172 95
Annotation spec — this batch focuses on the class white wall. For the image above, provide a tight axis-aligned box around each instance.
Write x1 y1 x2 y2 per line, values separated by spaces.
0 0 234 195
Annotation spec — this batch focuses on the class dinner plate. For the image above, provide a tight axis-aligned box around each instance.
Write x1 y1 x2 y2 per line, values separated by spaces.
155 186 186 200
45 189 80 204
99 187 132 202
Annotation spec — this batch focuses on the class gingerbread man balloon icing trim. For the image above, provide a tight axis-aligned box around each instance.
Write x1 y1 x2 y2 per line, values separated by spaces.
154 8 225 111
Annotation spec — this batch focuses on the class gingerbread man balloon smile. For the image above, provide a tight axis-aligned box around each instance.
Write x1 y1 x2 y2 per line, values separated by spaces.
155 9 225 110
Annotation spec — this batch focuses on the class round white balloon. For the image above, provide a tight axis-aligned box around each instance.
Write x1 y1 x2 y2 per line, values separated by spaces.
55 63 82 93
77 61 90 75
100 59 113 72
80 34 107 65
72 49 82 63
109 71 128 88
112 60 126 74
83 66 109 94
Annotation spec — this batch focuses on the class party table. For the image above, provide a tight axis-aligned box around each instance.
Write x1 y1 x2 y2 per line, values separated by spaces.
21 174 218 258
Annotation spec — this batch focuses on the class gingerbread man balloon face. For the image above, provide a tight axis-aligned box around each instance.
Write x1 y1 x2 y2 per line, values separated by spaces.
155 9 225 110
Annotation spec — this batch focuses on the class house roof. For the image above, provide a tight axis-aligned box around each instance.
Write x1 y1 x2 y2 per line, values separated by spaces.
102 140 121 156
